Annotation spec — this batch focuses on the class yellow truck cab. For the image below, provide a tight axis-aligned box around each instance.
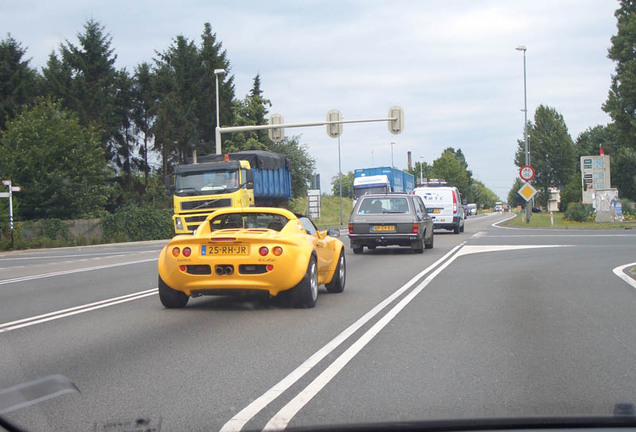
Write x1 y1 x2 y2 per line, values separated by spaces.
170 151 292 234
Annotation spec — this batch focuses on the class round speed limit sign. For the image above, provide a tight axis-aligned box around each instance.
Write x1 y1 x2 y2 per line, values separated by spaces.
519 165 535 181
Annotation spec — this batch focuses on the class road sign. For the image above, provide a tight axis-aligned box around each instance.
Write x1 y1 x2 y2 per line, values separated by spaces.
519 165 535 181
0 193 8 198
10 186 20 192
2 180 11 186
517 182 537 201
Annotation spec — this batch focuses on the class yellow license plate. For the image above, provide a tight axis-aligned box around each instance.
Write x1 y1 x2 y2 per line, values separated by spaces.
433 209 441 214
204 245 249 255
372 225 395 232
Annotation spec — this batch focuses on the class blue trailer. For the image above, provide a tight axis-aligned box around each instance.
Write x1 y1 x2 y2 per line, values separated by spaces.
353 167 414 200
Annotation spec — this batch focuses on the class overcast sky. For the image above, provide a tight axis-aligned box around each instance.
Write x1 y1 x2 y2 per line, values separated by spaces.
0 0 620 200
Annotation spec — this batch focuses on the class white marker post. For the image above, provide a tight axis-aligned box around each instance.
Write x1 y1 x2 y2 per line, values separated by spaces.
1 180 21 249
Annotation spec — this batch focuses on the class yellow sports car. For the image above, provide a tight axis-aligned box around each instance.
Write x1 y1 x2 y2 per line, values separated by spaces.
157 207 346 309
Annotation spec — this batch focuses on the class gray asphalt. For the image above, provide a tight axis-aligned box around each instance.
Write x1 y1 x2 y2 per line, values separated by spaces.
1 214 635 431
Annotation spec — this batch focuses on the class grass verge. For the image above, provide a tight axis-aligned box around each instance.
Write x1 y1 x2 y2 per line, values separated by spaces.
501 211 636 230
288 195 352 227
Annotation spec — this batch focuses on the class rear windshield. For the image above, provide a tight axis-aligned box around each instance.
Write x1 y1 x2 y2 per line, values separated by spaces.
358 197 410 214
209 213 289 231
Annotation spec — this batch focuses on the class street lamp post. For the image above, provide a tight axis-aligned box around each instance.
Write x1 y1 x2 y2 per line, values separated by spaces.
516 46 531 223
390 141 395 167
214 68 226 155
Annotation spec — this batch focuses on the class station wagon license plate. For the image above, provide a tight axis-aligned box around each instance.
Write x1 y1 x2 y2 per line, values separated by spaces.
372 225 395 232
203 245 249 255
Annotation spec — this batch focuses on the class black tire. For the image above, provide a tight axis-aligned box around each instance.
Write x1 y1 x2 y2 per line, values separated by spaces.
290 256 318 308
367 245 376 250
460 221 465 233
352 245 363 254
412 237 424 254
425 232 434 249
158 276 189 308
453 223 460 234
325 250 346 293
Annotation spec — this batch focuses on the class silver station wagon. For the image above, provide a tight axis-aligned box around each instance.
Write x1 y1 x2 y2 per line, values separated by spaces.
348 193 434 254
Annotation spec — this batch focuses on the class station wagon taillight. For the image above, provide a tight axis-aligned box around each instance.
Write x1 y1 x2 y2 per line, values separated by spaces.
412 224 419 233
348 223 353 234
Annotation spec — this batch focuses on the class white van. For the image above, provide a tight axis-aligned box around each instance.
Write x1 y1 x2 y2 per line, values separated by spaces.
413 185 465 233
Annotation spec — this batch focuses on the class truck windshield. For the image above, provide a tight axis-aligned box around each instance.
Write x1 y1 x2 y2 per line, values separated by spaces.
175 169 239 196
354 186 388 200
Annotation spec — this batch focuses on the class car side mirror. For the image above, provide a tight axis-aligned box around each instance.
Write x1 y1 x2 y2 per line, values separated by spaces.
327 228 340 237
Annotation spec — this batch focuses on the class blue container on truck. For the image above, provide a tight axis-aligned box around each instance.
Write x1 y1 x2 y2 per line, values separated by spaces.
353 167 414 194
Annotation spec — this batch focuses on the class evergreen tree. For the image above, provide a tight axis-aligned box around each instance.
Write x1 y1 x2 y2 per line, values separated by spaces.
0 35 39 130
515 105 576 206
604 0 636 151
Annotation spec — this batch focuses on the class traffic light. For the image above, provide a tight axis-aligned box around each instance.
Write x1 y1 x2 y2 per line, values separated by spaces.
268 113 284 142
388 106 404 135
326 109 343 138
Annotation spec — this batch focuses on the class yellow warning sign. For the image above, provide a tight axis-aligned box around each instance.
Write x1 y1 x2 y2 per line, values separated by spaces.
517 182 537 201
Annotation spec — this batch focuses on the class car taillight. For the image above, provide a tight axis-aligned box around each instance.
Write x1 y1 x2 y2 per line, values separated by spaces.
272 246 283 256
452 190 457 213
183 247 191 257
348 223 354 234
179 265 187 272
172 247 180 257
259 246 269 256
266 265 274 272
412 223 419 233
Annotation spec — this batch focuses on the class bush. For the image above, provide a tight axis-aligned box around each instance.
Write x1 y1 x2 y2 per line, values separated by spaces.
564 202 594 222
102 206 173 242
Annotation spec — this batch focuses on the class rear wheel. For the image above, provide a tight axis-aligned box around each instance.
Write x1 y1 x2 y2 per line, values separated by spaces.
158 276 189 308
291 256 318 308
412 237 424 254
453 223 460 234
352 245 363 254
460 220 465 232
425 232 434 249
326 250 346 293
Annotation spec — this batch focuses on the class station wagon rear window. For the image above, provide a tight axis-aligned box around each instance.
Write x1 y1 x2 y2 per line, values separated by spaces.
358 197 410 214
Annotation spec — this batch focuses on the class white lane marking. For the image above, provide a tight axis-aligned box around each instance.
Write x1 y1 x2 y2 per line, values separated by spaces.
477 234 635 238
0 258 157 285
219 244 465 432
613 262 636 289
263 245 464 431
455 244 570 257
262 243 569 431
0 252 142 261
0 289 158 333
492 214 518 227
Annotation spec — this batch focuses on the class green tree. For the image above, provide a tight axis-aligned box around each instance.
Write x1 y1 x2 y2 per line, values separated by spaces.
42 20 124 163
331 171 354 198
269 135 316 198
0 98 110 219
0 35 39 130
152 23 235 170
225 74 272 152
131 62 155 184
472 180 499 209
430 149 470 195
604 0 636 152
405 161 432 186
515 105 576 207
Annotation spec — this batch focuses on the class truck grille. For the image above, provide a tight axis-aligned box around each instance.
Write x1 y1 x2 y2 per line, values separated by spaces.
181 198 231 211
